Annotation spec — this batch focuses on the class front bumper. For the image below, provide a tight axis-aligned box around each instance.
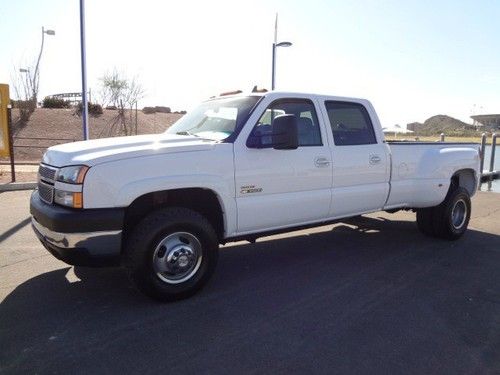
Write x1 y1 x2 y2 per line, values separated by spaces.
30 190 125 267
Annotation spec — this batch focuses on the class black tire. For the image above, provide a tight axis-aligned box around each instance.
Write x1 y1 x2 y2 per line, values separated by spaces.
123 207 219 302
432 187 471 240
416 207 436 237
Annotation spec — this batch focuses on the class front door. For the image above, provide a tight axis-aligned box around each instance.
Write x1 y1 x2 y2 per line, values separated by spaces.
234 98 333 234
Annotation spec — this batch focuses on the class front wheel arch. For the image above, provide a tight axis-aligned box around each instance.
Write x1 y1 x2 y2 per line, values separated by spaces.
122 188 226 245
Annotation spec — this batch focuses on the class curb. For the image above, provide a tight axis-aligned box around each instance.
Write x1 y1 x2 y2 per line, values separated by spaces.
0 182 37 192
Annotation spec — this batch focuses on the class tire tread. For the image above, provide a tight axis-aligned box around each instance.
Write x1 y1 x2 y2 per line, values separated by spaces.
416 185 471 241
123 207 218 301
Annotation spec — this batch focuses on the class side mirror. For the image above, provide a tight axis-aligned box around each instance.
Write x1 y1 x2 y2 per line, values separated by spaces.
272 114 298 150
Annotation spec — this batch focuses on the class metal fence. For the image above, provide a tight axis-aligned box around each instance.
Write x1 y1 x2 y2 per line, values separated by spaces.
4 136 77 182
13 136 77 149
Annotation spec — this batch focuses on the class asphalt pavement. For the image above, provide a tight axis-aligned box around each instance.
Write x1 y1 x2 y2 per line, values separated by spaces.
1 190 499 374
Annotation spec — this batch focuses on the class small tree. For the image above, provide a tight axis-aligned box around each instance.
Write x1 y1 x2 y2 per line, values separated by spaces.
124 77 145 134
99 70 128 108
11 62 37 120
98 70 145 136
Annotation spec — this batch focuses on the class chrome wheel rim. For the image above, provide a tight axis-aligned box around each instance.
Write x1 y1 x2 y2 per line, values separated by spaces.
152 232 202 284
451 199 467 230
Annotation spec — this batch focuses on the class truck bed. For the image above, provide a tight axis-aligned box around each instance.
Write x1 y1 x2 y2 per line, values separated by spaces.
384 141 480 209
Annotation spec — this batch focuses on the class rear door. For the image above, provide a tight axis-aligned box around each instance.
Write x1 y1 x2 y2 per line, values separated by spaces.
322 100 390 217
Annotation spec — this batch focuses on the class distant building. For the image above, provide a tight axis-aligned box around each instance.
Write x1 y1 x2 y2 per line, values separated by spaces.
47 91 91 106
471 114 500 130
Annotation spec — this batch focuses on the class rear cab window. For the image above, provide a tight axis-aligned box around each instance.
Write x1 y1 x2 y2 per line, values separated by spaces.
325 101 377 146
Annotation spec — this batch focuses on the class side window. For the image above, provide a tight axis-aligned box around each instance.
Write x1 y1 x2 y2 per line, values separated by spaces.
251 99 322 147
325 101 377 146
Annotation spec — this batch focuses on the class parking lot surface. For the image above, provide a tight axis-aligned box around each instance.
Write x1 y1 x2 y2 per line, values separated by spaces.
1 190 499 374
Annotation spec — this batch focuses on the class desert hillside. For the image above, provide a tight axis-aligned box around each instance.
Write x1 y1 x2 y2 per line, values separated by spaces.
407 115 478 136
6 108 183 161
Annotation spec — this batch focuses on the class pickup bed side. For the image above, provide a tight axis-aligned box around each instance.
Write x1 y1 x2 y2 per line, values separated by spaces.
386 143 480 209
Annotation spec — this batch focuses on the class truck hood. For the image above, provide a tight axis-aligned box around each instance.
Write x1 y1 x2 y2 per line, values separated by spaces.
42 133 217 167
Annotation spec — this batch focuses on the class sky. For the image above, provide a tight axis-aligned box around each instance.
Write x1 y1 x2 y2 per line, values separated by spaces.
0 0 499 127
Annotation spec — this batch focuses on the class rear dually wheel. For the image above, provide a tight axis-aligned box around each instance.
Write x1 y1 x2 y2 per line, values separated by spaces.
416 186 471 240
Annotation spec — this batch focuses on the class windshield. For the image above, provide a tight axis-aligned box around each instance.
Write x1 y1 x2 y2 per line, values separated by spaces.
166 96 260 141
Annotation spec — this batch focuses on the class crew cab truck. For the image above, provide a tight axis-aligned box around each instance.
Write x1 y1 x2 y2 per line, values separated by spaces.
30 91 481 301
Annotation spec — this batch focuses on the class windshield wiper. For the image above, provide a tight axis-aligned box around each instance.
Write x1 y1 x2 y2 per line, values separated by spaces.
175 130 220 142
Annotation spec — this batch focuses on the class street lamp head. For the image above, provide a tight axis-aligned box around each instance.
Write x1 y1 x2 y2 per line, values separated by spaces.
45 29 55 36
276 41 292 48
19 68 29 73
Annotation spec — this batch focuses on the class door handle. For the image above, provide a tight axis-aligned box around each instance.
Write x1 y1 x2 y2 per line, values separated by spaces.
369 154 381 164
315 157 331 168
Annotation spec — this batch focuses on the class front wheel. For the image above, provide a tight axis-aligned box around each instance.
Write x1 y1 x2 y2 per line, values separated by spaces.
417 187 471 240
123 207 219 301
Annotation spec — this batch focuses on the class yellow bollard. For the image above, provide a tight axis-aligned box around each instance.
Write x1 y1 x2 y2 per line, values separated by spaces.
0 84 11 158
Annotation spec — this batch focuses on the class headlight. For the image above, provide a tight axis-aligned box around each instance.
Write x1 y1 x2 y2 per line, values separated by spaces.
54 165 88 208
55 165 89 184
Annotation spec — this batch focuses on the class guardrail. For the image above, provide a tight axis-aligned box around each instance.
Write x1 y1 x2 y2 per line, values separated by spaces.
480 133 498 182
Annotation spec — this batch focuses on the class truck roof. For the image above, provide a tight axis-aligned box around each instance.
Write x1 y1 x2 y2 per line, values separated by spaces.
210 90 371 105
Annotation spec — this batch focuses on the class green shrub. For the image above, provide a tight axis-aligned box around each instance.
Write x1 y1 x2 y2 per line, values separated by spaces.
142 106 173 114
142 106 156 114
42 97 71 108
155 106 171 113
75 102 103 117
11 99 36 120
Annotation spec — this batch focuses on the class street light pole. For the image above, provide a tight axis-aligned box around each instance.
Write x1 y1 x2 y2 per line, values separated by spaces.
271 43 276 90
271 14 292 90
33 26 55 103
80 0 89 140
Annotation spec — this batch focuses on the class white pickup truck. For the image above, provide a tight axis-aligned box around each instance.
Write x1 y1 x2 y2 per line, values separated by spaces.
30 91 481 301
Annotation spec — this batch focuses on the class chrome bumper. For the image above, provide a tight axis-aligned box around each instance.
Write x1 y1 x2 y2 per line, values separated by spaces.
32 217 122 265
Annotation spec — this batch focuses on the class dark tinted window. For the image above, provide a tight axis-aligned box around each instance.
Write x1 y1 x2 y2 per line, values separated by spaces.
251 99 322 147
325 101 377 145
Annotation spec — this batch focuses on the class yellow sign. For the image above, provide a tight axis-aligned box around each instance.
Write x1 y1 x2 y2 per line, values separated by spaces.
0 84 10 157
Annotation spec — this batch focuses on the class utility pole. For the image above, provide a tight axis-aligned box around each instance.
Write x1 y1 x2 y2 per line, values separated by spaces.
80 0 89 140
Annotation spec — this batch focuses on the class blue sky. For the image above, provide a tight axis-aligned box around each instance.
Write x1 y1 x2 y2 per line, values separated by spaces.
0 0 499 127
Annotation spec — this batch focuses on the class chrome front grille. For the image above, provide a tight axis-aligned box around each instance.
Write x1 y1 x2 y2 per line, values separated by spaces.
38 181 54 204
38 163 57 204
39 164 57 181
